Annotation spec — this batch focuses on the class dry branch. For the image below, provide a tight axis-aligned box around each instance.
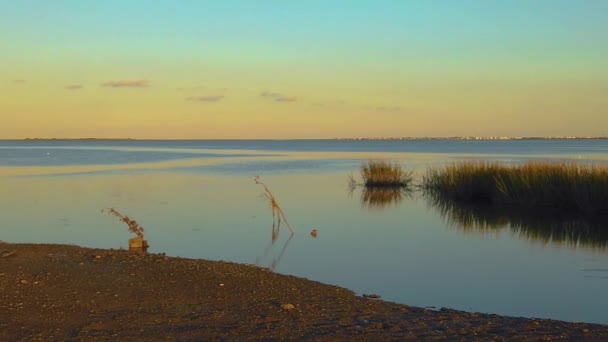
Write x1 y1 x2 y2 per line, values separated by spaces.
255 176 294 234
102 208 145 239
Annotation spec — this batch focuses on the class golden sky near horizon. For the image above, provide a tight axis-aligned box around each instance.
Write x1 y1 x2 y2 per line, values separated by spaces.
2 1 607 139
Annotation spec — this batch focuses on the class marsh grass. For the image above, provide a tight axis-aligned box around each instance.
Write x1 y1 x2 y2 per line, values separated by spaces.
422 161 608 215
360 160 413 188
102 208 145 239
427 192 608 251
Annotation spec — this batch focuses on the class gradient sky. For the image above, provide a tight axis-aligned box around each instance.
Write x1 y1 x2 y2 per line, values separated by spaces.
1 0 607 139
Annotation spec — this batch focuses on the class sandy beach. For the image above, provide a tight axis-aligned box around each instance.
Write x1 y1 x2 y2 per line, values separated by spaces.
1 241 606 341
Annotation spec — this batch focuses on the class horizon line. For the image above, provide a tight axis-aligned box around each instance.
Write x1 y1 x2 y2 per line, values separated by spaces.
1 136 608 141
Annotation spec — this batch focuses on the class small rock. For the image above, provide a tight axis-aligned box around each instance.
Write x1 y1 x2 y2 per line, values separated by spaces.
363 294 381 299
219 283 225 287
20 280 28 284
281 303 295 310
310 229 318 237
0 250 15 258
95 255 102 259
371 322 384 329
582 329 590 333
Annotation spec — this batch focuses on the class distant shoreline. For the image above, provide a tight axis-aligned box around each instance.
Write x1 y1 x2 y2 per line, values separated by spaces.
1 136 607 141
336 136 608 141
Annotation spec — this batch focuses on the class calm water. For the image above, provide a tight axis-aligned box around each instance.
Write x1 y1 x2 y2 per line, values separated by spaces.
1 139 608 324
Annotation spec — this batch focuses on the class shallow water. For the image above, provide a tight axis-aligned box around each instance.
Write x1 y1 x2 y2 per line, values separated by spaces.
1 140 608 324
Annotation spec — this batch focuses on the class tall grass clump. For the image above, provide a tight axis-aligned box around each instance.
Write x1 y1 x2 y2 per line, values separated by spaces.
360 160 413 188
422 161 608 215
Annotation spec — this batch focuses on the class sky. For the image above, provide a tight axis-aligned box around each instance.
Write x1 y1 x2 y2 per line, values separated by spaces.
1 0 607 139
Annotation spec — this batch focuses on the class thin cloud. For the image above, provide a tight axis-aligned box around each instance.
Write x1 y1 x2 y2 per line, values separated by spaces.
187 95 224 103
261 91 297 103
65 84 83 90
373 105 402 112
177 85 206 91
275 96 297 102
261 91 283 98
101 80 150 88
309 100 349 108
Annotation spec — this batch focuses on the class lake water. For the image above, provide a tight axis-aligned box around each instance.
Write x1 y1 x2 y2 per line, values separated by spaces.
1 139 608 324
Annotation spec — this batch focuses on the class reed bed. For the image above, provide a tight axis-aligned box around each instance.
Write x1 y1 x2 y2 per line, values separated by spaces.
422 161 608 215
360 160 413 188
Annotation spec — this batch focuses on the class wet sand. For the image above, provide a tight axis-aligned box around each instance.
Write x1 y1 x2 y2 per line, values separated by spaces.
1 242 606 341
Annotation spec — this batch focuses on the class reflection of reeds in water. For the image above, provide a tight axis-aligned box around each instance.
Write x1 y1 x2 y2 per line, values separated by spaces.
360 187 411 210
426 192 608 251
349 160 414 210
255 221 294 271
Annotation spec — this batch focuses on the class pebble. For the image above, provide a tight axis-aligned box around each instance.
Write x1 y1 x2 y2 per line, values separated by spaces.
363 294 381 299
281 304 295 310
371 322 384 329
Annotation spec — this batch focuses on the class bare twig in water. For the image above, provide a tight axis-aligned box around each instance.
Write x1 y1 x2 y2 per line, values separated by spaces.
254 176 295 234
253 176 296 271
102 208 145 239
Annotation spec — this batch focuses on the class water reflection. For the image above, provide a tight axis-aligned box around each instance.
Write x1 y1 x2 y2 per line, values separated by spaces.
255 220 294 271
426 192 608 251
356 187 411 210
